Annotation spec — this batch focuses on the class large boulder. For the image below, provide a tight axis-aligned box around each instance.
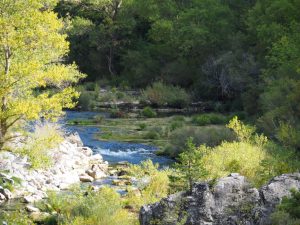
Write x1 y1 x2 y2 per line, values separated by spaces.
140 173 300 225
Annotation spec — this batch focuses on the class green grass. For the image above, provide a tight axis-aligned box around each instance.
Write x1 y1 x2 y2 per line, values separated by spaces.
95 118 172 148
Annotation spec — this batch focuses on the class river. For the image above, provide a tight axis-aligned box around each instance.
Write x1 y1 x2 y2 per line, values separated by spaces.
63 111 172 165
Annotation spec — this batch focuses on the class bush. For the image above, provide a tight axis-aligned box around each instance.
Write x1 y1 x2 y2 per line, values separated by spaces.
164 126 235 157
192 113 230 126
110 109 127 118
271 189 300 225
17 123 63 169
174 138 208 192
138 123 147 130
126 160 170 210
141 106 157 118
201 141 267 186
144 131 160 140
142 81 190 108
78 91 97 111
1 211 34 225
170 121 184 131
201 118 300 186
93 115 105 123
42 186 137 225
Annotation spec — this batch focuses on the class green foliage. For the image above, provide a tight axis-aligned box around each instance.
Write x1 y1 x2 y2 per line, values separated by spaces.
174 138 208 192
17 123 63 169
202 141 267 186
144 131 160 140
138 123 147 130
227 116 255 142
93 115 105 124
142 82 190 108
164 126 235 158
141 107 157 118
77 90 97 111
271 189 300 225
110 109 127 118
169 121 184 132
126 160 170 210
0 0 84 150
43 186 137 225
1 211 34 225
192 113 230 126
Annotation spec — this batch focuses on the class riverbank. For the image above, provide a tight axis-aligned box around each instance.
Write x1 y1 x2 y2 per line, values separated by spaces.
0 133 108 205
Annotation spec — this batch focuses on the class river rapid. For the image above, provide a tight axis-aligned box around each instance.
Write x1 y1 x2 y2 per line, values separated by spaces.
63 111 172 165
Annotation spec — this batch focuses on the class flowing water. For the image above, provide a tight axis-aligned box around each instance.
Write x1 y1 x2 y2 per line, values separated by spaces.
63 111 173 165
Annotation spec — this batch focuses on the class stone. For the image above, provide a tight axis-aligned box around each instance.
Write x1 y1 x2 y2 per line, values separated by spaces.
139 173 300 225
109 169 118 176
0 193 6 201
86 169 106 180
30 212 51 223
23 195 42 203
67 132 83 147
79 174 94 182
0 188 12 199
26 205 40 212
112 179 126 186
90 154 103 162
78 147 93 156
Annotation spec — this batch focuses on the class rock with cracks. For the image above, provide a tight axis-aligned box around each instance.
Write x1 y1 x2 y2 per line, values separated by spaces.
140 173 300 225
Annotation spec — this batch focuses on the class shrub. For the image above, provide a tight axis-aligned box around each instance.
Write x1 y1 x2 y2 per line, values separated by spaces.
126 160 170 210
138 123 147 130
142 81 190 108
277 122 300 149
78 91 97 111
164 126 235 158
141 106 157 118
1 211 34 225
144 131 160 140
174 138 208 192
271 189 300 225
93 115 105 124
17 123 63 169
192 113 229 126
170 121 184 131
43 186 137 225
110 109 127 118
201 141 267 186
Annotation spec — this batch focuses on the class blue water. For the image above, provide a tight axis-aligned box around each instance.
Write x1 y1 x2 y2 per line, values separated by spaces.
62 111 173 165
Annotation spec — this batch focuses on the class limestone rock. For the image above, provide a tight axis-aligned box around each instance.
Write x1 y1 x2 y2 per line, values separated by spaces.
78 147 93 156
26 205 40 212
0 187 12 199
66 132 83 147
79 174 94 182
140 173 300 225
0 193 6 201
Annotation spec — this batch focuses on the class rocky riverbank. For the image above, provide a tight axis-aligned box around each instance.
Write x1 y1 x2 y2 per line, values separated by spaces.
0 133 108 204
140 173 300 225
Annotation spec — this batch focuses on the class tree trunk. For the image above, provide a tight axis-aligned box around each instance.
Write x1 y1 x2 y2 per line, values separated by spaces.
0 46 11 150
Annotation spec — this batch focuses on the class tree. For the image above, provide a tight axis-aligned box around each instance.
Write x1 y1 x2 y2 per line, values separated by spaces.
175 138 208 193
0 0 84 150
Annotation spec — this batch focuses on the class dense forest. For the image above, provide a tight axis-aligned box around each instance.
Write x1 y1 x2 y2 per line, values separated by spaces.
1 0 300 224
55 0 300 150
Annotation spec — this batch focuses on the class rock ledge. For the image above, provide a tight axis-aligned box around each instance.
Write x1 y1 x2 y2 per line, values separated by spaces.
140 173 300 225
